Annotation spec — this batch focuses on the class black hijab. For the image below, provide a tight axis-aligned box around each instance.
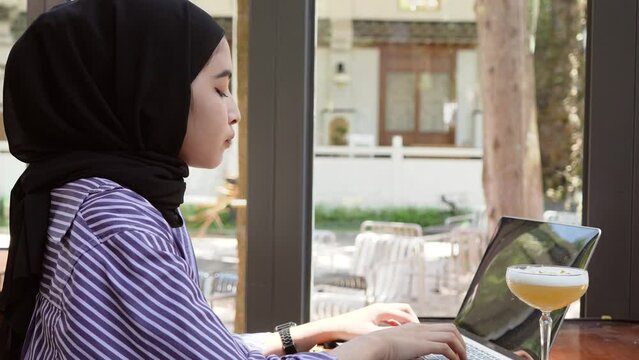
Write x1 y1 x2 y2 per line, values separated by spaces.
0 0 225 356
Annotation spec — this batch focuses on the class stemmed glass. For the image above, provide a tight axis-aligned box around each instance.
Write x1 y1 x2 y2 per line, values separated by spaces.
506 265 588 360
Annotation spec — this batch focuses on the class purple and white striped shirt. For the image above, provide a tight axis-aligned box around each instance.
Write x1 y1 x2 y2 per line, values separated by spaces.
22 177 335 360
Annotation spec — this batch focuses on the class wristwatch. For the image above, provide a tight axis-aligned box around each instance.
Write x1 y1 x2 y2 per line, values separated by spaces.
274 321 297 354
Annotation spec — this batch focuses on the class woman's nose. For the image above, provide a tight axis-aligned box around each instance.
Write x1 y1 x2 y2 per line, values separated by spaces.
229 99 241 125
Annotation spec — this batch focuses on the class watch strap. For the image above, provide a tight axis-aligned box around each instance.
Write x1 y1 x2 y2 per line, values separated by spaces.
274 322 297 354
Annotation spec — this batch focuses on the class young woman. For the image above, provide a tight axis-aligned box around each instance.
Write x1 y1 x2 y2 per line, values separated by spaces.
0 0 467 359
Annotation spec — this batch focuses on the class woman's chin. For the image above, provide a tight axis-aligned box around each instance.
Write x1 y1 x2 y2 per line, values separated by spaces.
184 154 223 169
201 158 222 169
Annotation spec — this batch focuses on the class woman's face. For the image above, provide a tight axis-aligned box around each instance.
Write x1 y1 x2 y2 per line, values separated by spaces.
180 38 240 168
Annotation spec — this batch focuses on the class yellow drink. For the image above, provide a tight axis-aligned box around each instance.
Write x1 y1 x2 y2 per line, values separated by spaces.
506 265 589 312
507 282 587 312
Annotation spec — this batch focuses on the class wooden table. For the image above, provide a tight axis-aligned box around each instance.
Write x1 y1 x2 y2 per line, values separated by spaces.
419 317 639 359
551 319 639 360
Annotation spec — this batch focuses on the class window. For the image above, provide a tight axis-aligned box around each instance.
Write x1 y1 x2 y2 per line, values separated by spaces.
380 45 458 146
310 0 589 320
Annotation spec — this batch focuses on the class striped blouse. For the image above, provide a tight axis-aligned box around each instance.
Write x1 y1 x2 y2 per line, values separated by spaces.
22 177 335 360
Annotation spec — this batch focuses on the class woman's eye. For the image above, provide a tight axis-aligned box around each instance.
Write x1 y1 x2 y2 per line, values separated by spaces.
215 88 229 98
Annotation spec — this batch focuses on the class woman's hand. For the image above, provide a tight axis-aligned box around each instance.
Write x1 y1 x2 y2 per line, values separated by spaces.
324 303 420 341
330 322 467 360
259 303 419 356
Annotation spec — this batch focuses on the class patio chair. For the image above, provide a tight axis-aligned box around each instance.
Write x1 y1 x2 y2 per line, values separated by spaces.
198 271 238 329
359 220 423 237
188 178 238 238
311 289 367 320
438 228 485 294
312 230 350 276
199 271 238 307
442 207 489 262
312 232 431 319
313 231 378 294
312 230 337 247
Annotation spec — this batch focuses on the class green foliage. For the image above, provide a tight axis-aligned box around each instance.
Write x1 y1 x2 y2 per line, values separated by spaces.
534 0 586 209
0 202 462 236
179 203 463 234
314 205 464 230
330 123 348 145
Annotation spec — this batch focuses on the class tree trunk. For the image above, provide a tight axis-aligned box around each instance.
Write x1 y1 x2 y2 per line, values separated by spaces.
535 0 586 209
476 0 544 232
234 0 249 333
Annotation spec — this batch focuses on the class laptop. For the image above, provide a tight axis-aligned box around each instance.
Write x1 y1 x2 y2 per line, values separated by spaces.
423 216 601 360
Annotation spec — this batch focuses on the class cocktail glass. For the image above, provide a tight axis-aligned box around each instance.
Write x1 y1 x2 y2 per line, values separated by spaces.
506 265 588 360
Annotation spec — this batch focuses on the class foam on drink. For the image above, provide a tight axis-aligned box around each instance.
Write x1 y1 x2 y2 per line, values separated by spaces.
507 266 588 287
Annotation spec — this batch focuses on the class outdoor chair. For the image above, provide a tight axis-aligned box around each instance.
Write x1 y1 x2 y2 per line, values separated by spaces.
188 178 238 238
312 232 431 319
312 229 352 277
359 220 423 237
313 231 377 295
197 271 238 328
441 208 489 275
199 271 238 307
312 230 337 248
311 228 488 320
416 211 489 295
438 228 485 294
311 289 367 320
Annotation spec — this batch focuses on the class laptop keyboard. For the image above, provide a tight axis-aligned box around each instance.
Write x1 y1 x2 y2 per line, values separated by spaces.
420 335 512 360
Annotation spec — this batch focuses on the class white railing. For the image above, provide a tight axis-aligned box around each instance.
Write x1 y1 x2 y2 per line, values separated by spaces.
314 145 482 160
313 144 485 208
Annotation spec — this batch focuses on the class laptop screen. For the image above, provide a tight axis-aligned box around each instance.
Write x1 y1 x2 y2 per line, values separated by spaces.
454 217 600 360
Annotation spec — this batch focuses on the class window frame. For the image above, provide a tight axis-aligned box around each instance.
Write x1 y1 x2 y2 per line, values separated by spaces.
245 0 316 331
581 0 639 319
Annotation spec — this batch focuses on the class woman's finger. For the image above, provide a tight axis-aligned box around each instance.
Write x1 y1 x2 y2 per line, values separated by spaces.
421 323 465 347
424 341 460 360
385 303 419 322
386 319 401 326
422 331 467 360
376 308 419 324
